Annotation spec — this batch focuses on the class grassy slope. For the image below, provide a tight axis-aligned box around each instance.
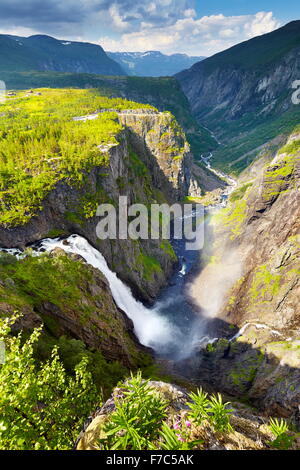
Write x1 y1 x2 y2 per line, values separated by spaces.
0 249 154 397
0 71 217 155
212 106 300 175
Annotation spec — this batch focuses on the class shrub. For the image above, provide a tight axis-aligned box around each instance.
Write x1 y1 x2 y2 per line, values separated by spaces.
187 388 210 425
98 372 167 450
268 418 295 450
0 316 100 450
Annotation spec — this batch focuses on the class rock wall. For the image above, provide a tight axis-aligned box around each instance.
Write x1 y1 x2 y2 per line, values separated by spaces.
118 109 200 201
181 131 300 422
177 35 300 125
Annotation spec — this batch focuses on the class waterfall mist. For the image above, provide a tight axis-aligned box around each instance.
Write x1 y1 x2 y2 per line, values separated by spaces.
188 227 243 320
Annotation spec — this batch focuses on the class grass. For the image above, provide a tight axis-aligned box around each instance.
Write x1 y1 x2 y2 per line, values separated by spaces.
215 198 248 239
229 182 253 203
263 148 298 199
207 105 300 175
0 88 155 227
0 250 156 394
137 251 163 281
0 70 218 157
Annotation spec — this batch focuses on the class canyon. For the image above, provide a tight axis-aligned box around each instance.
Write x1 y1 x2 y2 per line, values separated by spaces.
0 20 300 450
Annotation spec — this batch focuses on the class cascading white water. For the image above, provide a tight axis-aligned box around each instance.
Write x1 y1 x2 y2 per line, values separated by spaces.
40 234 181 352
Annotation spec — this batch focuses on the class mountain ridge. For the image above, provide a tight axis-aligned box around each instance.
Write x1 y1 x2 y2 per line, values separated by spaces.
108 50 205 76
0 34 125 75
176 20 300 174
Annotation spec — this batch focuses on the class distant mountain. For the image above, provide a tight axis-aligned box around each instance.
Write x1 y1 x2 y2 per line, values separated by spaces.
0 34 125 75
107 51 205 77
176 20 300 173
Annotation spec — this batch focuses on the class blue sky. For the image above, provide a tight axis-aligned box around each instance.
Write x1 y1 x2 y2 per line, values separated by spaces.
196 0 300 22
0 1 299 56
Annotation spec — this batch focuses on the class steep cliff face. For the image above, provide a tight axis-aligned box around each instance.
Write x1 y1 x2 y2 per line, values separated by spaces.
0 34 125 75
184 130 300 422
118 109 200 200
0 107 198 302
176 21 300 173
218 130 299 330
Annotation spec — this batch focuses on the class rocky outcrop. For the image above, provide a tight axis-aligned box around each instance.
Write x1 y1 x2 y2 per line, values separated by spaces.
117 109 200 201
191 163 227 194
76 379 297 450
0 110 199 302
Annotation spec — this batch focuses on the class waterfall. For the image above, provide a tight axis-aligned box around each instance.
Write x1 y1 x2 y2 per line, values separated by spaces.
40 234 184 354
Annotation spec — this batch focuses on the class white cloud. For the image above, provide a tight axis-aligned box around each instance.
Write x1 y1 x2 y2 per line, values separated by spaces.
244 11 279 37
109 4 129 31
0 25 40 36
184 9 196 18
99 11 281 56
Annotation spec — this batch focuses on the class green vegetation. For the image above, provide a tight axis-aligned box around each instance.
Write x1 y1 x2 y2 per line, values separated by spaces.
268 418 295 450
184 196 203 203
198 21 300 74
0 316 99 450
0 321 297 451
209 106 300 174
160 240 177 261
229 182 253 202
99 372 167 450
212 177 256 238
250 264 282 303
0 34 124 75
124 77 217 154
207 394 234 433
263 144 298 199
228 351 264 392
0 88 154 227
0 249 96 314
129 148 150 179
37 336 128 397
0 249 149 377
187 388 210 425
1 71 218 156
215 197 248 239
137 250 163 281
183 22 300 175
